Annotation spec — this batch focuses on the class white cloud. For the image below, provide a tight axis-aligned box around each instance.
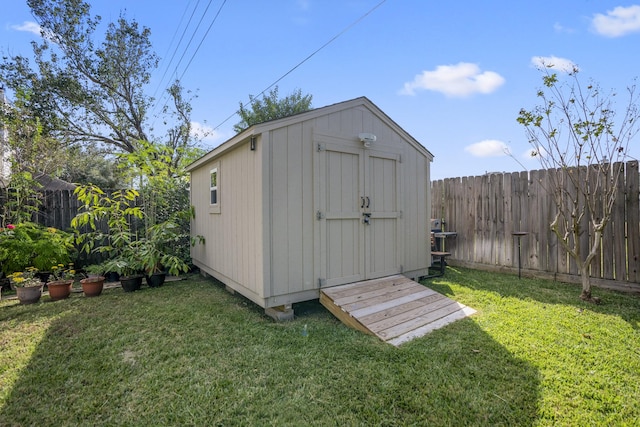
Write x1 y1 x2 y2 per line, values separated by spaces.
10 21 42 36
592 5 640 37
464 140 509 158
530 56 578 73
399 62 505 97
190 121 223 143
553 22 575 34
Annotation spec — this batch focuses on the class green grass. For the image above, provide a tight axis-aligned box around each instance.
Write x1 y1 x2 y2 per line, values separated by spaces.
1 269 639 426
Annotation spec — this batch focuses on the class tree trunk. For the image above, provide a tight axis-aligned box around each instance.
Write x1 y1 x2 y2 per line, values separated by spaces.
579 266 591 300
578 264 601 304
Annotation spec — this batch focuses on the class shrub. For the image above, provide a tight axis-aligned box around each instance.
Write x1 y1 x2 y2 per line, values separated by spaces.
0 222 75 275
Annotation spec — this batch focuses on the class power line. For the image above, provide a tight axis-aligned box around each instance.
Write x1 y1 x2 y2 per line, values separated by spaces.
166 0 215 82
178 0 228 82
154 0 227 116
151 0 201 105
212 0 388 131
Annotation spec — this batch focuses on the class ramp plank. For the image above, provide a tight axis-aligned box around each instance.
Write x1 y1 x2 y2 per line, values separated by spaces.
320 275 476 346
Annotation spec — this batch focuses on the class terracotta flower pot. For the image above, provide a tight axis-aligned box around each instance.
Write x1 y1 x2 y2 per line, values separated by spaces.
16 285 44 305
80 276 105 297
47 280 73 301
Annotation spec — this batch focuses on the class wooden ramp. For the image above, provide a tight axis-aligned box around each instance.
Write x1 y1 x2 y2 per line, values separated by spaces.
320 275 476 346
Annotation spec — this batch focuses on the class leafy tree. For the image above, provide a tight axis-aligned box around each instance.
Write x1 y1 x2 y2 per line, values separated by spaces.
0 88 65 176
0 171 42 227
117 139 203 264
58 144 123 188
234 86 312 133
517 66 640 302
0 0 195 164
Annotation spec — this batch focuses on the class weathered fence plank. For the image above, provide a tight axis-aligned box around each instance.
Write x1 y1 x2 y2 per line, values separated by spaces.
627 161 640 283
611 162 626 281
503 173 514 266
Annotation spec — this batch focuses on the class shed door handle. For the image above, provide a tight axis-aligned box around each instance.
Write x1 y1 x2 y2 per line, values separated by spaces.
365 196 370 208
361 197 365 208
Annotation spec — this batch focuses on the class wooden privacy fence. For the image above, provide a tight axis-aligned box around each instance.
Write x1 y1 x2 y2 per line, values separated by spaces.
38 190 80 230
431 161 640 293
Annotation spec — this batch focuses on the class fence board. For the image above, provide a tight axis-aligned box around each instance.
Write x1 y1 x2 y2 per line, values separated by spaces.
546 169 558 274
611 162 626 280
503 173 514 266
588 166 601 279
627 161 640 283
528 170 541 271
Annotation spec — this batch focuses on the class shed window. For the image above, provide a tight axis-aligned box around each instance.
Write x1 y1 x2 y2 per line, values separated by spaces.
210 168 218 205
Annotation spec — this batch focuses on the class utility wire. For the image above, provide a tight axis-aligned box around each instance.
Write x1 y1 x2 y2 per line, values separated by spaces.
154 0 226 116
152 0 200 103
178 0 228 82
212 0 388 131
168 0 216 84
151 0 201 106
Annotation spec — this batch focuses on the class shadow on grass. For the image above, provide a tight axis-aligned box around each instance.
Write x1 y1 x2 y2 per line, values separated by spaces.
1 277 541 426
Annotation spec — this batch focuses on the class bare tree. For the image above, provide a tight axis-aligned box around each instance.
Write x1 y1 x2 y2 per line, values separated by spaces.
518 65 640 302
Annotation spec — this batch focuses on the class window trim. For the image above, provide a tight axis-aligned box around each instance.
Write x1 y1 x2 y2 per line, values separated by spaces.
209 163 220 214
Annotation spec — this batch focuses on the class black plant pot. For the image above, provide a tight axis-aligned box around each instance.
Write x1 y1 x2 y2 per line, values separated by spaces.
145 272 166 288
36 271 52 284
120 275 143 292
105 272 120 283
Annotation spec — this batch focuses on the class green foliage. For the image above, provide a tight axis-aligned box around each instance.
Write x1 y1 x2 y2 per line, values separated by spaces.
135 219 192 276
0 88 66 176
58 144 124 188
234 86 313 133
71 185 143 276
0 222 74 275
116 140 201 267
0 171 42 227
0 0 197 166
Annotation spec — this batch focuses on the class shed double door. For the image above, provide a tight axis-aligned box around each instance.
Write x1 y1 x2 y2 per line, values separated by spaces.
316 137 402 288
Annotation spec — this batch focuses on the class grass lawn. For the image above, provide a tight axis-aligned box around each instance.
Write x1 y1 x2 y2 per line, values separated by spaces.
1 268 639 426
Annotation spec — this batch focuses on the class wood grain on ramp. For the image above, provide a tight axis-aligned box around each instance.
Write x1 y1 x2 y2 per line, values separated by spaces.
320 275 476 346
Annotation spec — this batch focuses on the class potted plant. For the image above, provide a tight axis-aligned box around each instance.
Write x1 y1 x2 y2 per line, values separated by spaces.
137 219 191 287
47 264 76 301
97 246 144 292
71 186 144 292
9 267 44 304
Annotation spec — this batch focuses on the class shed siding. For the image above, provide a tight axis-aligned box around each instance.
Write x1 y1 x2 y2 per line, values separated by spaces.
267 105 431 298
269 122 316 297
191 141 264 297
402 149 429 271
188 97 432 308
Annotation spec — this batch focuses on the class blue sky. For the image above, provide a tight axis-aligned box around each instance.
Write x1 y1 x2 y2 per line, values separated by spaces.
2 0 640 180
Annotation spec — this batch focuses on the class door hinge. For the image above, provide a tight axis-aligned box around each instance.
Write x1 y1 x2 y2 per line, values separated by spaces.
399 265 404 273
318 278 326 287
317 143 325 152
316 210 324 220
399 210 403 219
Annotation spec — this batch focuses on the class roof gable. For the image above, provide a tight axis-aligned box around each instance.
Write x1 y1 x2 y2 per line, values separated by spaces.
186 96 432 171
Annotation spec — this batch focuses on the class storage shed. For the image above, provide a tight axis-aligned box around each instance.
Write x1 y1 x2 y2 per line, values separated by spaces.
186 97 434 319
